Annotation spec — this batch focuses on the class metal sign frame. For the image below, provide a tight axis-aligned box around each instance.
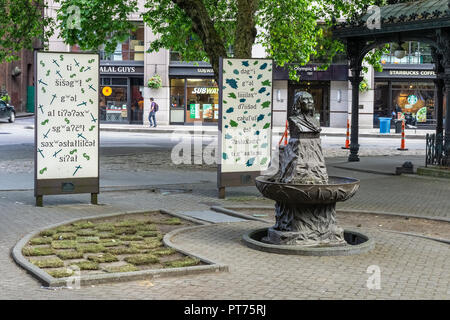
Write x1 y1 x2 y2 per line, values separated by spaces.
34 51 100 206
217 57 274 198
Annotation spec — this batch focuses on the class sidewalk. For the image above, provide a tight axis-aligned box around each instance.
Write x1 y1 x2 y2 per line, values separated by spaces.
18 112 434 139
100 123 434 139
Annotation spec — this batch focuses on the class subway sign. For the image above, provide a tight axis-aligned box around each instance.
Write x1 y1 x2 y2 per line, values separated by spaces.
191 87 219 94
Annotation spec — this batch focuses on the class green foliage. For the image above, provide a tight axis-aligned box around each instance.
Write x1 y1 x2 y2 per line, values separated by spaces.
0 0 53 63
55 0 138 55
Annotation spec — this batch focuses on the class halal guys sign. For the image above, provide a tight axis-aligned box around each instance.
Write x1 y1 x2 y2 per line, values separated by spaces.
35 52 99 180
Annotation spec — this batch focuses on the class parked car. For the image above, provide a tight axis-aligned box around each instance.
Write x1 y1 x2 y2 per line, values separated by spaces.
0 100 15 123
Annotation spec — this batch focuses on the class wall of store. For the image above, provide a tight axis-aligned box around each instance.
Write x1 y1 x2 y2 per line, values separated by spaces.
329 81 349 128
143 27 170 126
272 81 288 127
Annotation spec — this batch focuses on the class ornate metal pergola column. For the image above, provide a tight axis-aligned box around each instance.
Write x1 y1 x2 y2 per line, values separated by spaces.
348 69 363 162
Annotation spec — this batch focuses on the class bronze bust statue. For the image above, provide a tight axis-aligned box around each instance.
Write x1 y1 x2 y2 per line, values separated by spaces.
288 91 321 136
270 91 328 185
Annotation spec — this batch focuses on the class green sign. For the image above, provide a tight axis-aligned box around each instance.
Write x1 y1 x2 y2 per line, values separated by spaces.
416 107 427 123
407 94 418 105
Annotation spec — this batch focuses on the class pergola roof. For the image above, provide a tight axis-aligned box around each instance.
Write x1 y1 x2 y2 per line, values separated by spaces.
334 0 450 37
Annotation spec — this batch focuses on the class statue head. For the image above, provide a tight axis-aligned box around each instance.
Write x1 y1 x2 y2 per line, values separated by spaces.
292 91 314 116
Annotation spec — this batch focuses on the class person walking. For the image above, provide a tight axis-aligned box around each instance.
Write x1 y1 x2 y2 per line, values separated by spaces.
148 97 158 127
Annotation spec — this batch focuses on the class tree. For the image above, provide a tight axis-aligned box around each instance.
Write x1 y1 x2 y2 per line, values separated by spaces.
0 0 53 63
1 0 403 81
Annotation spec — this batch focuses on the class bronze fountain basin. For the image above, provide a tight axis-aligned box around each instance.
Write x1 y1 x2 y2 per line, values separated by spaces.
255 176 360 205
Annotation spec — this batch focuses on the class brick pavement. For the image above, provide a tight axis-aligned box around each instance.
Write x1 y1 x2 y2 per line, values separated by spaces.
0 186 449 299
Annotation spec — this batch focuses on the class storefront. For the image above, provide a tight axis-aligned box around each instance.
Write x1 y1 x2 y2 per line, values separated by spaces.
99 63 145 124
374 65 444 128
169 63 219 125
274 64 348 127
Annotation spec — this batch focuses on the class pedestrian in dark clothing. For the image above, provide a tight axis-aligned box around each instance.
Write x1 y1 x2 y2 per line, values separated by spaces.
148 97 159 127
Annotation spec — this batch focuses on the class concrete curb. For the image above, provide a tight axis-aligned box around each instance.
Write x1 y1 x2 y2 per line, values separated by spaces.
242 228 375 256
100 127 428 139
210 206 271 223
214 206 450 245
12 209 227 287
22 123 429 139
217 205 450 223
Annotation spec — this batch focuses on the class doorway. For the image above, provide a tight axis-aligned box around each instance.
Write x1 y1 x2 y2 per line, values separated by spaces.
288 81 330 127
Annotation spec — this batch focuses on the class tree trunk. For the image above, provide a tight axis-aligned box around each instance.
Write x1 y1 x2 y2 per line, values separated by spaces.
171 0 227 83
234 0 259 58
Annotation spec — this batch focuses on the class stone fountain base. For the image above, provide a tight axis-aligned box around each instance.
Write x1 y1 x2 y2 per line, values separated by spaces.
263 202 346 246
243 228 374 256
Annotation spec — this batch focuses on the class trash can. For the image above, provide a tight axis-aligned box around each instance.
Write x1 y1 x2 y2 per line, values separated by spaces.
379 117 391 134
394 119 403 133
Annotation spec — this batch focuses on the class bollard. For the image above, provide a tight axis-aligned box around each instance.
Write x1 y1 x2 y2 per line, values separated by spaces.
342 118 350 149
279 120 289 146
397 120 408 151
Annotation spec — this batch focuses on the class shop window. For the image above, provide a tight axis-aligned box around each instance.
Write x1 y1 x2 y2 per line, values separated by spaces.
186 78 219 123
100 24 145 61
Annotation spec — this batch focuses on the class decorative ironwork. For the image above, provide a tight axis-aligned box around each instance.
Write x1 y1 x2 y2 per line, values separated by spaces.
425 133 445 166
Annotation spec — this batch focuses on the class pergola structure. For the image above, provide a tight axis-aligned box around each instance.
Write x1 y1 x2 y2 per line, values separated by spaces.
333 0 450 163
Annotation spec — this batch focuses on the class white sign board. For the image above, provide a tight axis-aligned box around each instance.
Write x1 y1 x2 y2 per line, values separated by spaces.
36 52 99 180
220 58 273 173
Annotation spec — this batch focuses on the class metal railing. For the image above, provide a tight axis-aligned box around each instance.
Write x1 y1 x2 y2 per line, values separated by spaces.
425 133 446 166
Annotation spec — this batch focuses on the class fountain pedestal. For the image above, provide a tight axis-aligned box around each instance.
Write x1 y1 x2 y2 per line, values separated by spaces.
255 176 359 247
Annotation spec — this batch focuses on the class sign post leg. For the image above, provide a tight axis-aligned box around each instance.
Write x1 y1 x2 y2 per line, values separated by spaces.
91 193 98 205
36 196 43 207
218 187 225 199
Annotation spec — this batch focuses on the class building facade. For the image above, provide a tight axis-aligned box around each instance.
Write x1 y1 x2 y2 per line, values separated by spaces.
15 2 438 130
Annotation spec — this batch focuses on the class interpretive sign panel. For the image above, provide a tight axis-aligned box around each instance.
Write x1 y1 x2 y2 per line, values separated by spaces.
217 58 273 198
34 52 99 205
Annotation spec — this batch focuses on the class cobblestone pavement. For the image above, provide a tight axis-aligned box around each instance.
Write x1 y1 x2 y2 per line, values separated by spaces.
0 186 449 300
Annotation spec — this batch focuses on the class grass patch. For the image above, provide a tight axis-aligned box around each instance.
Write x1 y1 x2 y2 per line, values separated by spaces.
114 227 137 235
104 264 138 273
29 237 52 245
56 250 84 260
114 220 141 227
124 254 159 266
136 224 157 232
87 253 118 263
136 231 160 237
164 257 200 268
55 225 77 233
22 246 55 256
95 223 115 232
105 246 140 255
100 239 122 247
52 233 77 240
151 248 177 256
51 240 78 249
118 235 143 241
131 240 162 250
72 221 94 229
76 229 97 236
98 232 115 239
39 230 56 237
30 257 64 268
73 260 99 270
160 217 182 225
47 269 74 278
77 236 100 243
77 244 105 253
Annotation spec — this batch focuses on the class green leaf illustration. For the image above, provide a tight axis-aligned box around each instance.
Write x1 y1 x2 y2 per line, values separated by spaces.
261 101 271 108
263 123 270 129
230 120 238 127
